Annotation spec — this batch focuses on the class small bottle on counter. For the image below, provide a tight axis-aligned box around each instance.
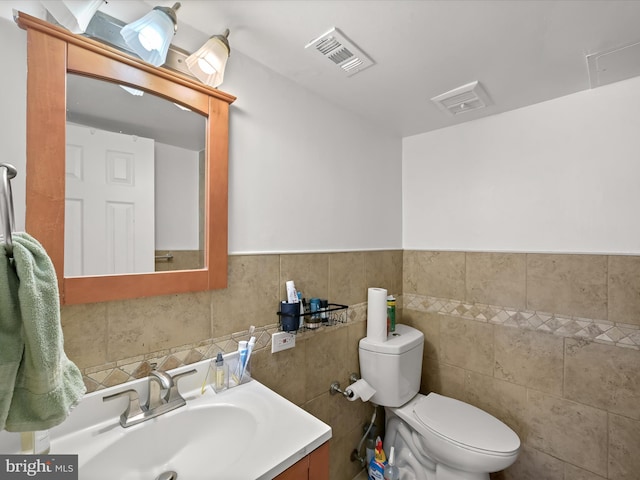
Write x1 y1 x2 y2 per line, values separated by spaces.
214 352 228 392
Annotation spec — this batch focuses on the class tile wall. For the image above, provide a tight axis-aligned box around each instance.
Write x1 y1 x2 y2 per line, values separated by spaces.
403 251 640 480
60 249 639 479
60 250 403 480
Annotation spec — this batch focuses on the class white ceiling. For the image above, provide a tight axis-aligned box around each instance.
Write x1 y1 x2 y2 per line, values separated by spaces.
90 1 640 137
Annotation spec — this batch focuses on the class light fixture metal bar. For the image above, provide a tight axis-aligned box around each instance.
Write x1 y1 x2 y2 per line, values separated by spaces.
78 10 196 80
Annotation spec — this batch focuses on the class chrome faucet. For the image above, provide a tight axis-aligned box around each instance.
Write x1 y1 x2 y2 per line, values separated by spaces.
147 369 173 409
103 368 197 428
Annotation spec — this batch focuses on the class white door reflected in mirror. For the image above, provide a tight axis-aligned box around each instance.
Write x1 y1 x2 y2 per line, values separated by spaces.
65 124 155 276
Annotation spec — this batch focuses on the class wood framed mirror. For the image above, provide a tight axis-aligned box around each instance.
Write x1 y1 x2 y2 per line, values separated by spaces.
16 12 235 305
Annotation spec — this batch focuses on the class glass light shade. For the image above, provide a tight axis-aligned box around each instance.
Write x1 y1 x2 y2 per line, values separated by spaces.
185 35 230 88
41 0 104 34
120 8 176 67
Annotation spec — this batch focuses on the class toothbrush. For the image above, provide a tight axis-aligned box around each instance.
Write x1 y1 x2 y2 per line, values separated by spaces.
231 341 248 385
231 326 256 385
239 336 256 382
201 359 213 394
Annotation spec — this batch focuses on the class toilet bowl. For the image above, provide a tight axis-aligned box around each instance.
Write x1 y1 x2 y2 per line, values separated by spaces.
359 324 520 480
384 393 520 480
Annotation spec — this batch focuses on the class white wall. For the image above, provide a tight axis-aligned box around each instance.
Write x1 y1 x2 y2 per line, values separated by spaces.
222 51 402 254
0 15 403 255
154 142 200 250
0 17 27 232
403 75 640 254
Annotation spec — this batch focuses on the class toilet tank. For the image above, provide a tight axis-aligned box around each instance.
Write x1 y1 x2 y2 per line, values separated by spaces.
358 324 424 407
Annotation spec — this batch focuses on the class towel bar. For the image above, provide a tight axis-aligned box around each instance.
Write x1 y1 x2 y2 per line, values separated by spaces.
0 163 17 257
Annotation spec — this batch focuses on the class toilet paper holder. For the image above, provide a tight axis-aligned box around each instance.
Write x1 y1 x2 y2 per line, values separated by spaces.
329 373 360 398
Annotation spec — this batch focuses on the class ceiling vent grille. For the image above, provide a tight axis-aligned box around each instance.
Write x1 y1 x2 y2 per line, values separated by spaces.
305 27 374 77
586 40 640 89
431 81 492 116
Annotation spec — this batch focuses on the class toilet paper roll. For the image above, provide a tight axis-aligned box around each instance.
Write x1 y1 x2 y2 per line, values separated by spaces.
345 379 376 402
367 287 388 343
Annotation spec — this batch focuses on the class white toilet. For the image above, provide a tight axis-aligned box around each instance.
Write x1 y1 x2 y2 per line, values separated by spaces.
359 324 520 480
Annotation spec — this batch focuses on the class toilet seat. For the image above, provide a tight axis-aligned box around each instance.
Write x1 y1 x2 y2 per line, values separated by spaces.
412 393 520 456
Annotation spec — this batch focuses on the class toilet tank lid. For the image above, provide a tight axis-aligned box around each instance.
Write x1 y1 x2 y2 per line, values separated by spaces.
359 324 424 354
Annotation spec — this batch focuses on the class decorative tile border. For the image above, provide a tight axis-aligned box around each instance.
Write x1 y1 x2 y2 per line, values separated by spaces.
403 293 640 350
82 325 276 393
81 302 368 393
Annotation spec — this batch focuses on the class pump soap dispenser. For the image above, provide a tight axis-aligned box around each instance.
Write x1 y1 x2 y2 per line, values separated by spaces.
214 352 228 392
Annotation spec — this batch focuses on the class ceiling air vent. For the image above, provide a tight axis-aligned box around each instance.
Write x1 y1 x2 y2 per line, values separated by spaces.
431 81 492 116
587 40 640 89
305 27 374 77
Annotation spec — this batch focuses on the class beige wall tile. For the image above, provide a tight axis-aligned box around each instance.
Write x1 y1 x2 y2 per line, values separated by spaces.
435 363 466 400
491 445 564 480
464 371 528 439
65 248 640 480
329 429 366 480
466 252 526 309
494 326 564 396
347 320 367 376
440 315 494 375
564 464 606 480
305 326 349 401
402 309 439 360
211 254 279 336
61 303 107 369
304 391 371 444
609 255 640 326
107 292 211 360
364 250 403 296
421 360 441 395
609 413 640 480
406 310 442 393
251 338 307 406
281 253 329 300
404 250 465 299
565 339 640 420
526 390 607 476
329 252 366 305
526 254 607 319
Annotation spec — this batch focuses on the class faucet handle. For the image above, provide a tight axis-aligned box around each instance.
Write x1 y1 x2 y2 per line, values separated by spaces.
167 369 197 404
103 389 144 426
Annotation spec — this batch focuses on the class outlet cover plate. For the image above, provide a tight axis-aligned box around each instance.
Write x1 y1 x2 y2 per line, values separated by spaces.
271 331 296 353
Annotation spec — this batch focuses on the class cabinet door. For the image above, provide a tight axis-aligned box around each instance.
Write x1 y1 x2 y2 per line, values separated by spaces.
309 442 330 480
274 456 309 480
274 442 329 480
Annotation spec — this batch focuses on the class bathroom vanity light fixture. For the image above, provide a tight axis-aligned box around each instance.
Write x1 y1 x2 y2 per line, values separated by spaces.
40 0 104 34
185 29 231 88
120 2 181 67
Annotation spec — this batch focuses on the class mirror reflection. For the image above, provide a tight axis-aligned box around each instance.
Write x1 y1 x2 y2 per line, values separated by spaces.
65 74 206 276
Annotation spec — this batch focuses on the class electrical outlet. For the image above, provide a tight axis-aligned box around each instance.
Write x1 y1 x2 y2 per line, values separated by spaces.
271 331 296 353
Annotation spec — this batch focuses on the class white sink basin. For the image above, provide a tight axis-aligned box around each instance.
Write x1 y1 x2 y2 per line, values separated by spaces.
79 404 257 480
3 358 331 480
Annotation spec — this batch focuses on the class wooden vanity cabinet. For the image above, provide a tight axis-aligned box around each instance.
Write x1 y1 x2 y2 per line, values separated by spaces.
274 442 329 480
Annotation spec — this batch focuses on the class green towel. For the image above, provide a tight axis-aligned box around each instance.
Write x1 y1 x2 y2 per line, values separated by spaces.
0 232 86 432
